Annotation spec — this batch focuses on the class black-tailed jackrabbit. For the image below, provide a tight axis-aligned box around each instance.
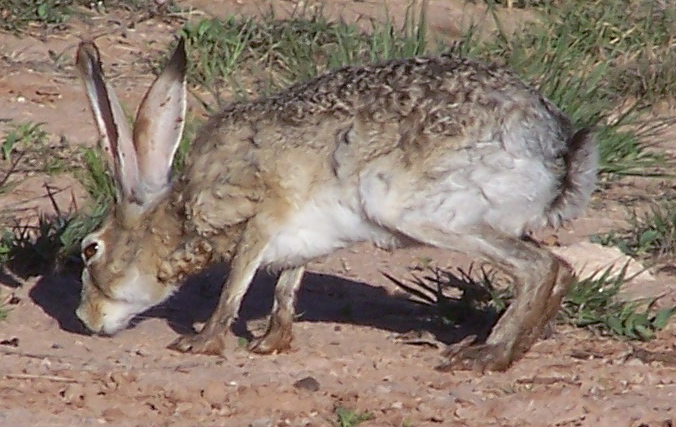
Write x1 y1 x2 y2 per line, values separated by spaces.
74 38 597 371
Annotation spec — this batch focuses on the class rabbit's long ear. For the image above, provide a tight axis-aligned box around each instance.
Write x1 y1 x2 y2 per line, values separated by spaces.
76 41 140 202
132 38 187 202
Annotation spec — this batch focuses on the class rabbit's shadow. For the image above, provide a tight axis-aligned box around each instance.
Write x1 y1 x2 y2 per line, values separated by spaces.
28 264 490 345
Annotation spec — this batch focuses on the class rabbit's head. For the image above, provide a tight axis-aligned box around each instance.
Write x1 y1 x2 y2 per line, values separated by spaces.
74 40 188 335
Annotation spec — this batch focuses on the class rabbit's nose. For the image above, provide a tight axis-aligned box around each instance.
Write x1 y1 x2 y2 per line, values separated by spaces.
75 305 100 335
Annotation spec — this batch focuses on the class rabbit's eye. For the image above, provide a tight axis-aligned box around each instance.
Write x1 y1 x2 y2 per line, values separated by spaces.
82 242 99 262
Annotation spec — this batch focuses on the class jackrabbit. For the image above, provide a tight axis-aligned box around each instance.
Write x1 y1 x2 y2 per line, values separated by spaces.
74 38 597 371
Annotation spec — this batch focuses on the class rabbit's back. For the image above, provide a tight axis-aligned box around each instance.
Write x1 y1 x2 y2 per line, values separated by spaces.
190 54 572 154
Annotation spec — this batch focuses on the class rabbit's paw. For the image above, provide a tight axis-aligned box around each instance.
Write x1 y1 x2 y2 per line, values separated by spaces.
436 340 513 373
168 332 227 357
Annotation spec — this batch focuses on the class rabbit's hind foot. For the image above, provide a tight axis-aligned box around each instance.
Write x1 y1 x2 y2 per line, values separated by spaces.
436 339 513 372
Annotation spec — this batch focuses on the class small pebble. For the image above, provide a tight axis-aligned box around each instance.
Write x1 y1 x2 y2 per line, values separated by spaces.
60 383 85 406
249 417 274 427
390 401 403 410
0 337 19 347
293 376 320 392
174 401 195 414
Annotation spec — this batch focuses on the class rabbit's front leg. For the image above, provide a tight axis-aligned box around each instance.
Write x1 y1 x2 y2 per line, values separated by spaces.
168 220 268 356
248 266 305 354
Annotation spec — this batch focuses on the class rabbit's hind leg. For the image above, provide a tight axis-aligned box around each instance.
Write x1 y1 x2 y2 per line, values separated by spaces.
390 223 572 371
249 266 305 354
440 232 572 372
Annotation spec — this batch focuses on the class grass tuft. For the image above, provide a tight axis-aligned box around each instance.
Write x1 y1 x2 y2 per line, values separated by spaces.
591 201 676 262
77 146 116 204
171 115 200 173
561 265 675 340
335 406 374 427
177 5 427 105
0 121 78 196
0 0 181 33
1 122 48 162
0 304 7 322
1 208 106 277
0 292 9 321
0 0 74 32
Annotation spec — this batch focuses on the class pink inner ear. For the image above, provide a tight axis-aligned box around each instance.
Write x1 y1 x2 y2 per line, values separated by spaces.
77 39 187 206
131 40 187 199
78 44 120 160
76 41 140 203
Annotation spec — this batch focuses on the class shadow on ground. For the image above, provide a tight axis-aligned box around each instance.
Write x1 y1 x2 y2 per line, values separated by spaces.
26 264 495 346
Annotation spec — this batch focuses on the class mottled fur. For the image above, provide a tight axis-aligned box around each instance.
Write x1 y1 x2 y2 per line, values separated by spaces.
75 40 597 371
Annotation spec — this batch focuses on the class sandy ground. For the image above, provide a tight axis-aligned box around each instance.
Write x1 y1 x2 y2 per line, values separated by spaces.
0 1 674 426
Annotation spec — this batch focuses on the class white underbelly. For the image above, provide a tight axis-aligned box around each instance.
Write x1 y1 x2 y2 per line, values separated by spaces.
261 188 396 269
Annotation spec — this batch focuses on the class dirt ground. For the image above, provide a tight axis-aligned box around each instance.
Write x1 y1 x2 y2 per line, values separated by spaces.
0 1 675 426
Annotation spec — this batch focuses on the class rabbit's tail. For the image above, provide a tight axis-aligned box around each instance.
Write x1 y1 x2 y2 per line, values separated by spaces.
546 128 598 227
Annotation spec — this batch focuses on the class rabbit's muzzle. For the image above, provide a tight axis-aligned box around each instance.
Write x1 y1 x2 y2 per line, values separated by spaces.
76 281 136 336
76 268 172 336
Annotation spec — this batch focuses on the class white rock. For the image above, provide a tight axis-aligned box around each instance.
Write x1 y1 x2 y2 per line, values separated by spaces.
551 242 654 282
551 242 668 301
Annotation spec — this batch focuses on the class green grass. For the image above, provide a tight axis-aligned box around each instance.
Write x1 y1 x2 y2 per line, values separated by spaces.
561 266 675 340
482 0 676 101
0 229 12 264
0 122 47 194
0 122 100 275
0 121 110 275
177 4 426 107
1 122 47 162
0 120 102 276
172 115 200 173
335 406 374 427
452 0 673 176
0 121 79 196
1 207 106 277
77 146 116 205
0 135 117 276
591 201 676 262
0 299 8 322
0 0 180 33
393 264 675 341
594 0 676 102
0 0 74 32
